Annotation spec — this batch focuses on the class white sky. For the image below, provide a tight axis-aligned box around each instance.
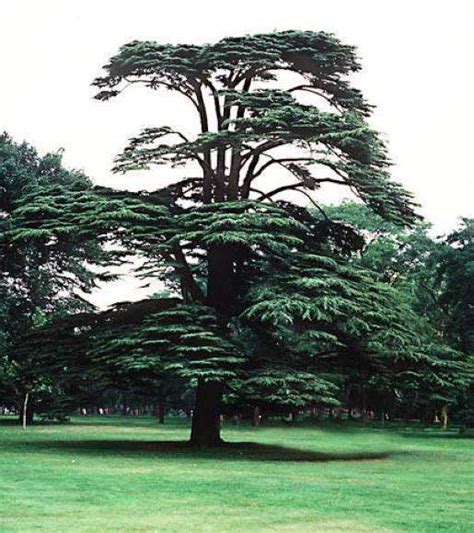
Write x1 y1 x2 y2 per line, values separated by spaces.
1 0 473 306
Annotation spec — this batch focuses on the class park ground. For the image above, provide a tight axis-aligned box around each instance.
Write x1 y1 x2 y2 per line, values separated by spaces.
0 416 473 532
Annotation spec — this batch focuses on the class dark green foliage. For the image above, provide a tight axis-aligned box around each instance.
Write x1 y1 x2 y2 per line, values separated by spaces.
435 219 474 425
0 134 106 418
0 134 100 313
322 203 473 422
436 219 474 354
93 31 417 224
229 370 340 411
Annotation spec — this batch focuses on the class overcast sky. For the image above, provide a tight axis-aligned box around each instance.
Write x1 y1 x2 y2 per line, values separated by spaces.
1 0 473 306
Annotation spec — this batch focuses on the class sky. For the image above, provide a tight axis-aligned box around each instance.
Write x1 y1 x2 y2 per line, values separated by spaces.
1 0 473 306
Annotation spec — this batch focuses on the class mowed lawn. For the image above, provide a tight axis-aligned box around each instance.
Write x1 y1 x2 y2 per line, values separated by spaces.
0 417 472 532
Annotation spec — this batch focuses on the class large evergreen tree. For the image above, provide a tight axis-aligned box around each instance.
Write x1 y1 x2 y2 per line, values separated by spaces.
11 31 425 445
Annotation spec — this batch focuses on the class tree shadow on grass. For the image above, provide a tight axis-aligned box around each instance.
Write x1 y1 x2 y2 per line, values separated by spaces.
398 430 472 440
0 418 67 427
0 418 22 426
14 439 400 462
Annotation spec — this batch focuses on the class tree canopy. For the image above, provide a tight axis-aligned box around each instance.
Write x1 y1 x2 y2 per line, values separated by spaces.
7 31 470 444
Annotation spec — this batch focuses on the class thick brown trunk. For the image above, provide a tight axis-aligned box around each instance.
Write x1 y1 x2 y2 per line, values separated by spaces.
190 379 224 447
207 244 235 318
190 235 235 446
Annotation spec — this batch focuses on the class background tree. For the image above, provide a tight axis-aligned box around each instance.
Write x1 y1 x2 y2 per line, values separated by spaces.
435 219 474 354
0 133 111 422
435 219 474 426
323 202 472 424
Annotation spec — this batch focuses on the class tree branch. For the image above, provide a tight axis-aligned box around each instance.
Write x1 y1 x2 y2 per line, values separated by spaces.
124 77 201 112
256 185 331 221
288 85 343 112
172 244 204 303
256 183 305 200
193 82 214 203
240 141 286 198
252 157 316 180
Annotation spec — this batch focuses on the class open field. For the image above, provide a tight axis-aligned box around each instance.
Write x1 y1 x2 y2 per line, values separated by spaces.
0 416 472 532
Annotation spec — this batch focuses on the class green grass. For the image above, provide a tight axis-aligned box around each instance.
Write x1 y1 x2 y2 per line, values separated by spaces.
0 417 472 532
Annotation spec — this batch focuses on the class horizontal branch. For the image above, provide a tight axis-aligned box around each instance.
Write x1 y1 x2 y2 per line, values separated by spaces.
289 85 343 112
256 182 305 201
256 183 331 221
252 157 316 180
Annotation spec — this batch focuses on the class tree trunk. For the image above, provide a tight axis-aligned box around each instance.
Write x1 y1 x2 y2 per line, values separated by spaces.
441 405 449 429
288 410 298 423
190 379 224 447
207 244 235 318
187 233 237 447
21 392 31 429
189 242 235 446
252 406 262 427
156 400 166 424
17 396 33 426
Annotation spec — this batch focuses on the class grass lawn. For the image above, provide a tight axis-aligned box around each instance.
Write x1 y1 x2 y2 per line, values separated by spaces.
0 416 472 532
